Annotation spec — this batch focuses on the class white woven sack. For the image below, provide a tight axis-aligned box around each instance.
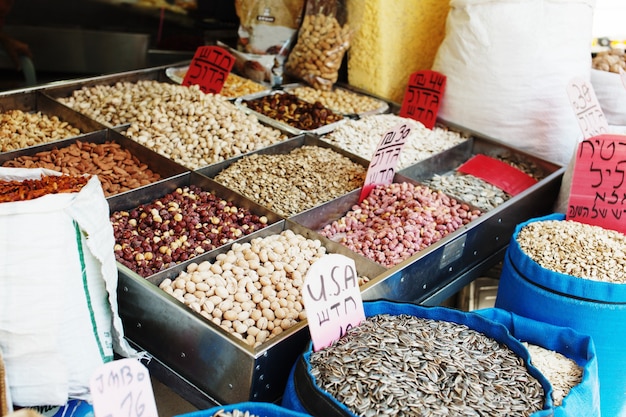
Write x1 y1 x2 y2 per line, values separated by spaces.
432 0 595 165
590 68 626 126
0 168 134 406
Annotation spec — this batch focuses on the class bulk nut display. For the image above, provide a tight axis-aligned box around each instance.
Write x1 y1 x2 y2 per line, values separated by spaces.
220 73 270 98
213 145 367 217
287 85 386 115
110 185 269 277
321 114 468 170
158 230 370 348
319 182 482 268
310 314 545 417
516 219 626 283
57 80 287 169
592 49 626 73
0 109 81 152
285 13 351 90
242 93 343 131
0 174 90 203
2 140 162 197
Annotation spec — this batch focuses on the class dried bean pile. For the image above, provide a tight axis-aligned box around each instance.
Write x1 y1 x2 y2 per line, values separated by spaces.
310 314 545 417
321 114 468 169
524 342 583 407
319 182 482 267
424 172 510 212
0 174 90 202
517 220 626 283
2 140 161 197
111 185 269 277
0 109 81 152
57 81 287 169
243 93 344 131
159 231 339 347
287 85 386 115
213 146 367 217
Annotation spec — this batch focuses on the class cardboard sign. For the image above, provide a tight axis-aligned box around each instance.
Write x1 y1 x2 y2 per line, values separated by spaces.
182 46 235 94
567 134 626 234
567 77 609 139
399 70 446 129
303 254 365 352
359 122 412 202
457 154 538 196
90 358 158 417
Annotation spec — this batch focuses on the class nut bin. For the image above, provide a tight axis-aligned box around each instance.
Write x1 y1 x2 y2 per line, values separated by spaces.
0 129 189 197
0 89 106 153
115 217 384 405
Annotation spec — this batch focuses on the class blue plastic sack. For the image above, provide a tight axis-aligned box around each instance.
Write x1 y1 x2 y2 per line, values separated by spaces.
175 402 311 417
495 212 626 417
282 300 559 417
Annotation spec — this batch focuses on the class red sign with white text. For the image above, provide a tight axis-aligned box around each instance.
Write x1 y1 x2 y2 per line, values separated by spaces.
567 134 626 234
359 123 412 202
182 46 235 94
399 70 446 129
457 154 538 196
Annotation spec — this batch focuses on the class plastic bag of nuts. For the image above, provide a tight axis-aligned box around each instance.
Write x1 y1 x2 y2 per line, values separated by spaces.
285 0 355 90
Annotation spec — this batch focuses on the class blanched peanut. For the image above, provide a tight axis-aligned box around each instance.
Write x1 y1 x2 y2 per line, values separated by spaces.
0 109 81 152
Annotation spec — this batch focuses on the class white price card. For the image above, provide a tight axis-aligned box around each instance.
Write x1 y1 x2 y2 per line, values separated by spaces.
566 77 609 139
90 358 158 417
303 254 365 351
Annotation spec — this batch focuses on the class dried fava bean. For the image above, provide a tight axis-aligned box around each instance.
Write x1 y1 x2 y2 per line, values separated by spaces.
310 314 545 417
111 185 269 277
516 219 626 283
0 174 90 202
319 182 482 267
524 342 583 407
158 230 370 347
0 109 82 152
243 93 343 131
321 114 468 169
2 140 162 197
213 146 367 216
57 80 287 169
288 85 386 115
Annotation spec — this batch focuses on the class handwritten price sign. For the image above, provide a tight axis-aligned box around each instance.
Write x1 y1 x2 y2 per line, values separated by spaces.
567 77 609 139
303 254 365 352
359 123 412 202
567 134 626 234
620 67 626 90
399 70 446 129
90 358 158 417
182 46 235 94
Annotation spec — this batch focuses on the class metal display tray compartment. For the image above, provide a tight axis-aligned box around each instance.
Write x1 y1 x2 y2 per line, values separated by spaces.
111 176 384 404
0 129 190 196
0 89 107 152
291 135 564 306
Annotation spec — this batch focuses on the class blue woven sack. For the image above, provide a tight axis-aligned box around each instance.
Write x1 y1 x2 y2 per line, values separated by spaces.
176 402 311 417
496 212 626 417
282 300 565 417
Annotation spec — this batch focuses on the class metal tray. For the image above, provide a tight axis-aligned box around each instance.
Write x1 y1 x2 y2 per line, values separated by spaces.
0 90 106 153
114 211 384 405
0 129 190 196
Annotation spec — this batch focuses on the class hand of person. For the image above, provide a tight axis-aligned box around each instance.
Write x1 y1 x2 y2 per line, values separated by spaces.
0 32 32 70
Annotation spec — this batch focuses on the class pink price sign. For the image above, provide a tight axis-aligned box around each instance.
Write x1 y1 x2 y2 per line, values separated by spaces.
359 122 412 202
182 45 235 94
90 358 158 417
566 77 609 139
302 254 365 352
567 134 626 234
399 70 446 129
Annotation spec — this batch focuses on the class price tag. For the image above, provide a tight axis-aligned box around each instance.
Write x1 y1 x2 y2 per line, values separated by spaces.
620 67 626 90
359 123 412 202
566 77 609 139
90 358 158 417
302 254 365 352
182 45 235 94
457 154 538 196
567 134 626 234
399 70 446 129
